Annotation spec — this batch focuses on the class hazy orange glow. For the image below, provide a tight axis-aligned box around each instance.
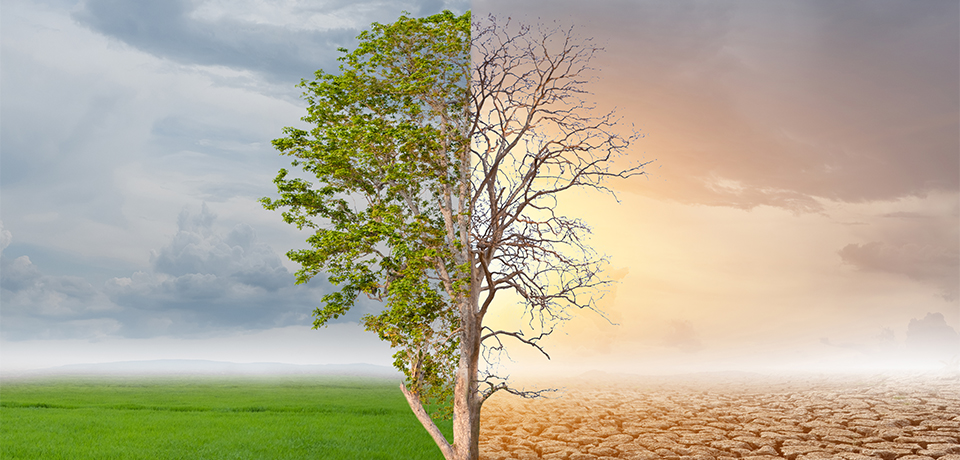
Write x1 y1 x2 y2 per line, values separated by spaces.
474 0 959 377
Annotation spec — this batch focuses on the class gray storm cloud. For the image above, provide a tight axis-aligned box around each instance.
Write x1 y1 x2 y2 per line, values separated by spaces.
1 253 120 340
72 0 469 85
151 206 289 292
0 207 374 340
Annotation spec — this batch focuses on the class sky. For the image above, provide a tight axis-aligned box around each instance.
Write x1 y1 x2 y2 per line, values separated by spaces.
1 0 957 376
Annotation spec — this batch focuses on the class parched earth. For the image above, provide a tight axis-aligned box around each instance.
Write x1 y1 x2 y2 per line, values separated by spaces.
478 372 960 460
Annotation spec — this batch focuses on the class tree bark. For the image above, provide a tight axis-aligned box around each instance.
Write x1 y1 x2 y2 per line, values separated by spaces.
452 300 482 460
400 383 456 459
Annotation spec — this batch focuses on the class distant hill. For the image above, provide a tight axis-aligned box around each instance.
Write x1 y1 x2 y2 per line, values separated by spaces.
5 360 403 379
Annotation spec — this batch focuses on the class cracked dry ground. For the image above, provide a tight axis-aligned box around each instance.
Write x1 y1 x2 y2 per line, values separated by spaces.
478 373 960 460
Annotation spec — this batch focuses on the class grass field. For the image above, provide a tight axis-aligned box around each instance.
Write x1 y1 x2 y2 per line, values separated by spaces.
0 375 451 459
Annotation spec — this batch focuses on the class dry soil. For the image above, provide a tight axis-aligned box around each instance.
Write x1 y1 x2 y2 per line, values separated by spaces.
478 372 960 460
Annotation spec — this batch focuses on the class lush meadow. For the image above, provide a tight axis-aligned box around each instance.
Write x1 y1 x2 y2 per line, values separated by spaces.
0 376 450 459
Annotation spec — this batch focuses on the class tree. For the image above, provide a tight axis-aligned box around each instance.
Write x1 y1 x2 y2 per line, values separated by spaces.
262 10 645 460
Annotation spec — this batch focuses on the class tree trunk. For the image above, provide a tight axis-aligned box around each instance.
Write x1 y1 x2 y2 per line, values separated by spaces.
400 298 482 460
452 300 482 460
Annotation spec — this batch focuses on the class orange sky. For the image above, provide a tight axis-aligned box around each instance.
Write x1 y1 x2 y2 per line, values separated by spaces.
474 0 959 376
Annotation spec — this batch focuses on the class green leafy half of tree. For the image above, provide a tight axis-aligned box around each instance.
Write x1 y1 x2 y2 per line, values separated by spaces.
262 10 471 420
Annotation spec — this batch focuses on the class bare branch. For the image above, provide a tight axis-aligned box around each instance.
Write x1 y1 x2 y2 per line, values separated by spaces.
468 15 646 408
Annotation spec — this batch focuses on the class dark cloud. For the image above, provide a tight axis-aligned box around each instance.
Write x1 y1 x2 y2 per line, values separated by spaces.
72 0 469 85
0 207 378 340
0 253 120 340
906 312 960 360
475 0 959 211
103 205 346 337
839 241 959 301
73 0 349 84
152 205 289 291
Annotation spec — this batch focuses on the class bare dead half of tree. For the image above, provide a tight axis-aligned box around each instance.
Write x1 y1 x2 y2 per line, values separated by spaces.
468 12 648 397
435 14 651 458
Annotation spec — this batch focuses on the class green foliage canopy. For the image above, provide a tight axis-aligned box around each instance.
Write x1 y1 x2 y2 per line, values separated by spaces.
261 11 471 415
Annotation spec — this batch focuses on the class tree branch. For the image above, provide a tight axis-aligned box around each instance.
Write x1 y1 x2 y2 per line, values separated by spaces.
400 383 455 459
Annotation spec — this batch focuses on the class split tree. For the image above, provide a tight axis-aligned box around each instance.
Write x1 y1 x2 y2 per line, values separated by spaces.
262 10 646 460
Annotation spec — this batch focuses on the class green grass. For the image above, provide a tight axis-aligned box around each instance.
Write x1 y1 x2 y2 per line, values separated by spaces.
0 375 451 459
